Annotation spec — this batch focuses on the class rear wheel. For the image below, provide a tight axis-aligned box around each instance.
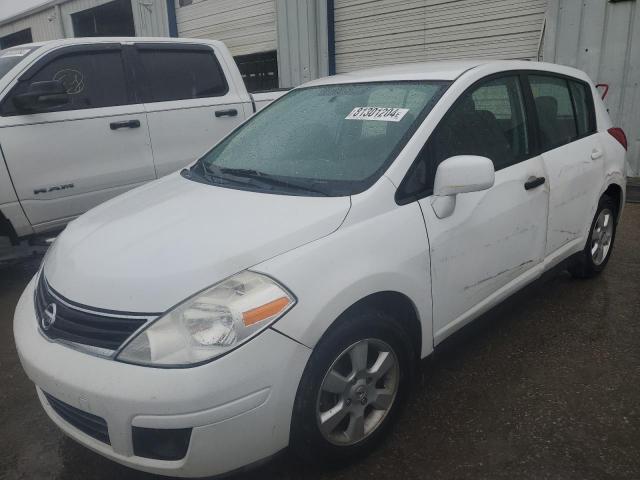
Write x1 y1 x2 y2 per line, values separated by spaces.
290 307 414 464
568 195 617 278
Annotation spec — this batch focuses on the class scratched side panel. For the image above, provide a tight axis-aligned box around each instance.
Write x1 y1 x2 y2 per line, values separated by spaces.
542 134 605 256
420 155 549 340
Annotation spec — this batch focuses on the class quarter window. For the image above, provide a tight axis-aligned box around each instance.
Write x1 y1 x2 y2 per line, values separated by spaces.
137 48 228 103
398 75 529 200
569 80 595 137
3 49 128 114
529 75 578 149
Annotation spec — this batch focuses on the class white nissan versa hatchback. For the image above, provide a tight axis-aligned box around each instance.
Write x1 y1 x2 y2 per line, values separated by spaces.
14 60 626 477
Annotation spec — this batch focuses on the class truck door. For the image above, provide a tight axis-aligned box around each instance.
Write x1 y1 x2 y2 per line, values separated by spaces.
0 43 156 232
132 43 247 178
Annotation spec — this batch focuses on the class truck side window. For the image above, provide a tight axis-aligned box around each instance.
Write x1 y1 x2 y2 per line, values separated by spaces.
137 48 228 103
398 75 528 201
3 49 128 115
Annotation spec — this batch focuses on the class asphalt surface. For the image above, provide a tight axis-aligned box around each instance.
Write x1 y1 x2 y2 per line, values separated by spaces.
1 204 639 480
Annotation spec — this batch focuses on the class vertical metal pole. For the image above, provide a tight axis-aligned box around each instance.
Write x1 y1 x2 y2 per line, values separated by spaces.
327 0 336 75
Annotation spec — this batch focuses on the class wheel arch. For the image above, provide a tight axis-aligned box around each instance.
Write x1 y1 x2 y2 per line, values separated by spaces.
323 291 423 361
602 182 624 219
0 209 18 244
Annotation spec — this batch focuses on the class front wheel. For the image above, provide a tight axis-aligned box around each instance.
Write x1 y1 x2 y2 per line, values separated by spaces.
290 307 414 464
568 195 617 278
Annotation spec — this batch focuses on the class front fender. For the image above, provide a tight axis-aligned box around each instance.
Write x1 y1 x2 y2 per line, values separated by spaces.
254 188 433 358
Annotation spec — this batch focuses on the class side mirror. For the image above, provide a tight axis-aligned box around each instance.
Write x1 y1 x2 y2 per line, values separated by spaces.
431 155 495 218
12 80 69 113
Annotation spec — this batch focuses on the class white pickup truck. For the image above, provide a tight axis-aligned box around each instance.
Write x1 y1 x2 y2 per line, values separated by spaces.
0 37 285 259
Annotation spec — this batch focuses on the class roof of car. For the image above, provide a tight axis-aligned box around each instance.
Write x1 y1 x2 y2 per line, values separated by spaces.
9 37 224 49
302 60 590 86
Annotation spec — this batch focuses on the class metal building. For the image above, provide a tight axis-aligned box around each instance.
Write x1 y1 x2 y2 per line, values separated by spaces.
0 0 637 176
543 0 640 179
0 0 169 44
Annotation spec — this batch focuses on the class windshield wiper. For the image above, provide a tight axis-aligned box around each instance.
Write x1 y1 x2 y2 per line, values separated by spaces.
187 163 251 187
218 167 330 196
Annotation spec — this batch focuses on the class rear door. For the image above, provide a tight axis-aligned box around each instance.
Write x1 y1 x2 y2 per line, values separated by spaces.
400 74 549 342
528 74 603 258
0 44 155 231
133 43 247 177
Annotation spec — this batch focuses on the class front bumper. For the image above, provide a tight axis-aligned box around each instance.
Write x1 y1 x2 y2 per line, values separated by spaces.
14 275 311 478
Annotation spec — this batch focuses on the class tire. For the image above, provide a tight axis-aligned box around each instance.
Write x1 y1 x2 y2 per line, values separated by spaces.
568 195 618 279
290 307 415 465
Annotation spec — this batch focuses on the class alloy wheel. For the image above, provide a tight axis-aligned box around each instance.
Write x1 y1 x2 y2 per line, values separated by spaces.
591 208 614 266
316 338 399 446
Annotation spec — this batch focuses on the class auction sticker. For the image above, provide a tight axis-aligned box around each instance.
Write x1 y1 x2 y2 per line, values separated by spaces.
346 107 409 122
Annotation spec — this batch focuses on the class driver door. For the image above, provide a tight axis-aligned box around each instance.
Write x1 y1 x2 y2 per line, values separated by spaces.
404 74 549 343
0 44 155 232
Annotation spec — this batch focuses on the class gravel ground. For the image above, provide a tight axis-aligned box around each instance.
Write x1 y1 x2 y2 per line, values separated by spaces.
1 204 639 480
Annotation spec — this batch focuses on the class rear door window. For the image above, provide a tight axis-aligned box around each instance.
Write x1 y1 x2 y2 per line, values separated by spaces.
136 46 228 103
529 75 578 150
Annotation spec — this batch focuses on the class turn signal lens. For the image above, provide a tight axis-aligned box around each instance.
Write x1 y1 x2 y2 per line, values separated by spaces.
243 297 291 326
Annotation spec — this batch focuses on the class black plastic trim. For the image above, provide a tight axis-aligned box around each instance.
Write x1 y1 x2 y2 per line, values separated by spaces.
44 392 110 444
132 426 191 461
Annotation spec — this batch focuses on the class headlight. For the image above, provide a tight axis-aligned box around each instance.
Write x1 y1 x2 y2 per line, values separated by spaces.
117 271 295 367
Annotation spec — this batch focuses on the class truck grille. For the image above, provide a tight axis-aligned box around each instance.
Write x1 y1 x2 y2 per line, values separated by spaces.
44 392 110 444
35 275 156 352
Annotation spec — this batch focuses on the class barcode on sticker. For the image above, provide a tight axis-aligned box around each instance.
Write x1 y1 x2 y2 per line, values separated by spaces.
345 107 409 122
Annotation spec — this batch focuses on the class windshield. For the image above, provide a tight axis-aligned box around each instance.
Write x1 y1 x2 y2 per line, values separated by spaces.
191 81 449 196
0 46 38 81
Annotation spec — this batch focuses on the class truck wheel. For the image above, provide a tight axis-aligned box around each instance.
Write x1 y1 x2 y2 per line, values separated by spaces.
290 307 415 464
568 195 618 279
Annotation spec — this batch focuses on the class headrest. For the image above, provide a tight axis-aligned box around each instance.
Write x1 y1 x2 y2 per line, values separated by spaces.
458 95 477 114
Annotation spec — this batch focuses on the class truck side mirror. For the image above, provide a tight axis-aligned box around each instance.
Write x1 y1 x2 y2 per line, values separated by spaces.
431 155 495 219
12 80 69 113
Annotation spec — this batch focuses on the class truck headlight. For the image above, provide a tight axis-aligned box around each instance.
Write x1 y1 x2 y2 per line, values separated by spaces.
117 271 295 367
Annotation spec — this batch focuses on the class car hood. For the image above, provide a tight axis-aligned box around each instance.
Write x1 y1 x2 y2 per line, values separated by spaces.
44 173 351 312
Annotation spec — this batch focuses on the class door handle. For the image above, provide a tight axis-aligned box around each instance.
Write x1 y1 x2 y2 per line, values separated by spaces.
110 119 141 130
591 148 603 160
524 176 546 190
215 108 238 118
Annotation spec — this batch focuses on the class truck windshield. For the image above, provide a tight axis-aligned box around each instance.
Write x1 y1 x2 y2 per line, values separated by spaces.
191 81 449 196
0 46 39 81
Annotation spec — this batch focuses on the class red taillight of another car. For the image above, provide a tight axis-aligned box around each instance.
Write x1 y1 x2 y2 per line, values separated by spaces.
608 127 628 150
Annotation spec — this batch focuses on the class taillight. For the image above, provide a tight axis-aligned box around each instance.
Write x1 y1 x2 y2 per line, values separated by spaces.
608 127 628 150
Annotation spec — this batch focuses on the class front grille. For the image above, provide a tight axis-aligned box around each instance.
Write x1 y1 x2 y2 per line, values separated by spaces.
44 392 110 444
35 275 154 352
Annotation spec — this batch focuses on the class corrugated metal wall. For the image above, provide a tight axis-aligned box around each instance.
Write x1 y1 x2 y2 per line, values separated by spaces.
0 7 62 42
333 0 547 73
276 0 329 87
131 0 169 37
544 0 640 177
0 0 169 44
175 0 277 56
